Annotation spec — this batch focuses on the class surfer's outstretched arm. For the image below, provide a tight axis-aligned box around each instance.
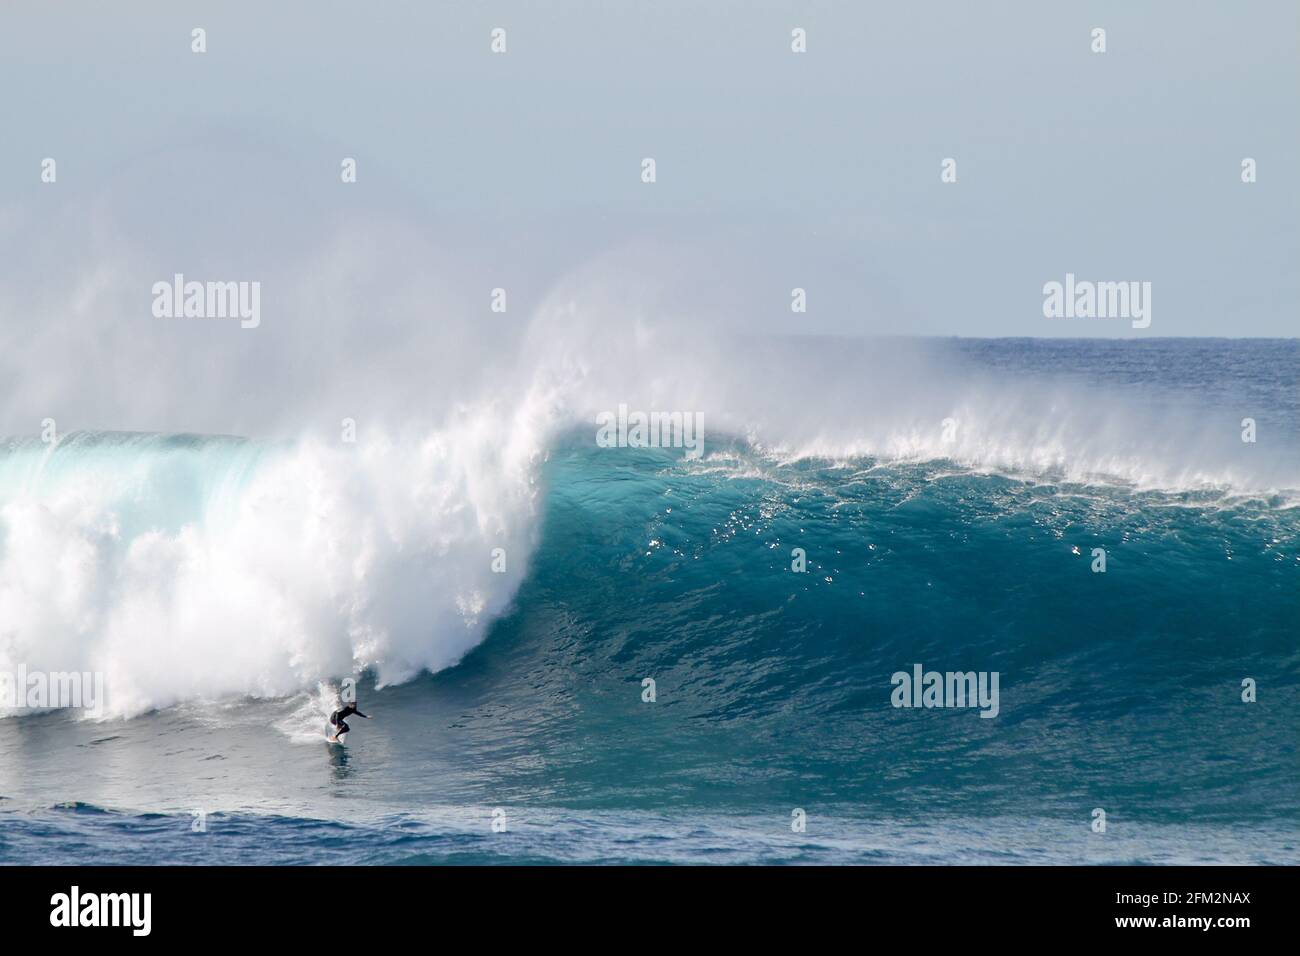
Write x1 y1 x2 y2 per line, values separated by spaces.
355 709 370 718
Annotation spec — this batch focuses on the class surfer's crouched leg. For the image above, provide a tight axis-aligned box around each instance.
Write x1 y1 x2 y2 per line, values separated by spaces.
334 721 350 737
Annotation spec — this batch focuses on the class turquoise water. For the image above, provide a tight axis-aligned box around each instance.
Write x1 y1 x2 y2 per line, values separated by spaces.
1 339 1297 863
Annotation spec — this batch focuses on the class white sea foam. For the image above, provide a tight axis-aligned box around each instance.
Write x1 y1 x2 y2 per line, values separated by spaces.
0 415 545 719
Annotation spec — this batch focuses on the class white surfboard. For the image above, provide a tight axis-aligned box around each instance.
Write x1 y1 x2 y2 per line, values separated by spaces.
326 722 347 745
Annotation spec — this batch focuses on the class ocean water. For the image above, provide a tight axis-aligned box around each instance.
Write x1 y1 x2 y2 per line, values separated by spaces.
1 338 1297 865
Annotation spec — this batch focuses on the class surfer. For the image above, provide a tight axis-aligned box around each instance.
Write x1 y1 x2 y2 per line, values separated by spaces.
328 702 370 741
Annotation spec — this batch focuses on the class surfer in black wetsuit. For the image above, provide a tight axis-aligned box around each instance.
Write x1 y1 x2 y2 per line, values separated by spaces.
328 702 370 739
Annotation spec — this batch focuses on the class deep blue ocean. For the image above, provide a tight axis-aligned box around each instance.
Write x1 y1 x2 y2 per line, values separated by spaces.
1 339 1297 864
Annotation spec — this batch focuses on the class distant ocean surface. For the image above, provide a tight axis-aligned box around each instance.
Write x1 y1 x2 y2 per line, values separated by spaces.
2 338 1297 864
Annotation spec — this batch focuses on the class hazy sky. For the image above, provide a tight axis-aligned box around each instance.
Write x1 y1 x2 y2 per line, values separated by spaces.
2 0 1297 339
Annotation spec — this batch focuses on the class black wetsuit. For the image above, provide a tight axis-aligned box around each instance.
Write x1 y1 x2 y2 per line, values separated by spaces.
329 703 368 736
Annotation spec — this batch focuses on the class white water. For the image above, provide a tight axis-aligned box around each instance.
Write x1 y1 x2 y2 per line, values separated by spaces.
0 418 545 719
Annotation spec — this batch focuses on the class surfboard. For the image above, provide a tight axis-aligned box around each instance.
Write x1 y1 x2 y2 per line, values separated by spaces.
326 722 347 745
